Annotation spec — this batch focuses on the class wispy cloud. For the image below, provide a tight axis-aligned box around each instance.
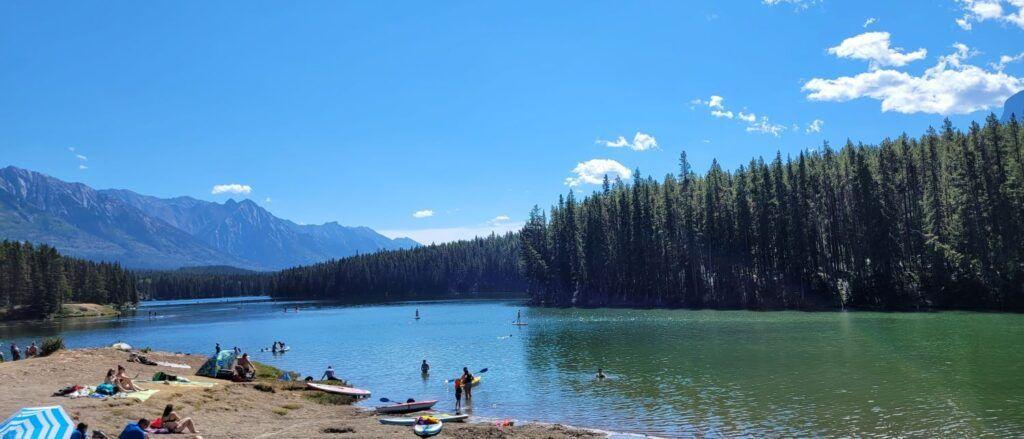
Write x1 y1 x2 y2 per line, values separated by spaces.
992 52 1024 71
75 154 88 161
691 95 800 138
412 209 435 219
488 214 511 225
863 17 877 28
78 164 88 170
565 159 632 187
264 197 273 203
597 131 658 151
211 184 253 195
761 0 820 11
804 41 1023 115
380 220 525 245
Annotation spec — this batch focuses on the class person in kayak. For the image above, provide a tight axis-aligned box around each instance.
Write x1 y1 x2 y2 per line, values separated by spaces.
453 378 463 412
597 368 606 380
421 360 429 375
321 365 338 381
461 367 474 401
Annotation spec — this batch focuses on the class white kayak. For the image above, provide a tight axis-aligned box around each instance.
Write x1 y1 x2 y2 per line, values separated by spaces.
414 422 443 437
379 413 467 425
375 400 438 414
305 382 371 398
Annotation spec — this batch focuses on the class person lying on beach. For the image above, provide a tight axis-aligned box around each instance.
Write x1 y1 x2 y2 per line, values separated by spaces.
115 365 145 392
158 404 198 434
321 365 338 381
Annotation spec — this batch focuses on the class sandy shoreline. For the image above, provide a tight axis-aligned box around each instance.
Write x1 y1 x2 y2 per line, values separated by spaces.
0 348 601 438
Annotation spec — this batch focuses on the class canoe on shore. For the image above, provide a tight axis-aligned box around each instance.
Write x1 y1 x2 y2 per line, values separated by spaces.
375 400 438 414
305 382 371 397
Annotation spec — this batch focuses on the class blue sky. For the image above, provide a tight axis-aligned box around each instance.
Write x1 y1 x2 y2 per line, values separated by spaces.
2 1 1022 243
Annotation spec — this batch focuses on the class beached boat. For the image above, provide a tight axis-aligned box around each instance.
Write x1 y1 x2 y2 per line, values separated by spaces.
305 382 371 397
378 413 467 425
414 421 443 437
375 400 437 414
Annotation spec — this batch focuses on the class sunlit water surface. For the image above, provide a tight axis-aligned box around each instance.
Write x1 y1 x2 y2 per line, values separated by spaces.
2 298 1022 437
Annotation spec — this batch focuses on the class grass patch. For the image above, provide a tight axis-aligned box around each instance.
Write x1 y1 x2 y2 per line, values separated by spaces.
40 336 65 357
253 361 299 381
322 426 356 434
253 383 275 393
305 392 356 406
271 407 288 416
57 303 119 318
281 403 302 410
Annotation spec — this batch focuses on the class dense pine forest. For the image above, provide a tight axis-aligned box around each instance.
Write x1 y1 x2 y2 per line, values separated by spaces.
270 233 525 301
0 240 138 319
135 267 272 300
520 116 1024 311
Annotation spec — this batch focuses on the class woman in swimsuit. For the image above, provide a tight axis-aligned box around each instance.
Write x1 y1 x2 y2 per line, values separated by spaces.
159 404 198 434
115 365 144 392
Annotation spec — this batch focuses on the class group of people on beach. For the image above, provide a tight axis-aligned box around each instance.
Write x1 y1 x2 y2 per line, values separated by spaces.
103 365 145 393
2 341 39 362
69 403 199 438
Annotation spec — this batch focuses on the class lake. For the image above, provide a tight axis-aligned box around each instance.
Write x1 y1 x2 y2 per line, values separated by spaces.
1 298 1022 437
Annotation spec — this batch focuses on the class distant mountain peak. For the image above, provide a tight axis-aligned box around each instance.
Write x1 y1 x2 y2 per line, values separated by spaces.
0 166 419 270
1003 90 1024 123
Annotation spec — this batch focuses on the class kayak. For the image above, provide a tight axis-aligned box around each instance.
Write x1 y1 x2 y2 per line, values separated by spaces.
470 376 481 387
414 422 443 437
379 413 466 425
512 322 528 326
305 382 371 398
375 400 438 414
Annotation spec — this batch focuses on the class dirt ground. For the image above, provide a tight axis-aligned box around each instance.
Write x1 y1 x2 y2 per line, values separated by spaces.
0 348 601 439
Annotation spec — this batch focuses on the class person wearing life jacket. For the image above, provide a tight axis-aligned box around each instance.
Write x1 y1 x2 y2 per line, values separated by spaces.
453 377 463 412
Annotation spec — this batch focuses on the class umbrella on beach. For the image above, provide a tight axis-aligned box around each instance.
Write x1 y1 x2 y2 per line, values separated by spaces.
0 406 73 439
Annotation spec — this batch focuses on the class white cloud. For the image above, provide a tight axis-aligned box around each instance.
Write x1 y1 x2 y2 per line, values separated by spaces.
264 197 272 203
597 131 658 151
992 52 1024 70
67 147 75 152
78 164 87 170
565 159 632 187
762 0 819 10
75 154 88 161
211 184 253 195
804 43 1024 115
412 209 435 219
827 32 927 69
488 215 511 225
380 221 525 245
692 95 789 137
863 17 877 28
956 0 1024 30
806 119 825 133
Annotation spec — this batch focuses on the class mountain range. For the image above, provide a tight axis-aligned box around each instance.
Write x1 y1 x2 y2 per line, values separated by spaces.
0 166 417 270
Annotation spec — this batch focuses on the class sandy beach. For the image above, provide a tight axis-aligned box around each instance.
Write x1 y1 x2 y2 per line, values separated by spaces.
0 348 600 439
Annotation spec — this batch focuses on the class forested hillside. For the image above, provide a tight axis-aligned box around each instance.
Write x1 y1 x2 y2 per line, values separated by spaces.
0 240 137 319
521 116 1024 311
271 232 525 301
135 267 272 300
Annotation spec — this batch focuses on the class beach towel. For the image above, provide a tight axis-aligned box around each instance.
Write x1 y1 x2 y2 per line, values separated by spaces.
114 389 159 402
137 380 215 388
154 361 190 370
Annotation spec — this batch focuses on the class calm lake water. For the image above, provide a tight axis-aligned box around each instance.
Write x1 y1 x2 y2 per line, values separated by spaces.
2 298 1023 437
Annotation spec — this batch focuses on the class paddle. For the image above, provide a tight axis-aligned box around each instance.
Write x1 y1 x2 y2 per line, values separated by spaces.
445 368 488 383
379 397 415 404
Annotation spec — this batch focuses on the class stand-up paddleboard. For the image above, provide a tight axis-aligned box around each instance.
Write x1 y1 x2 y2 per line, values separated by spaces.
305 382 371 398
375 400 438 414
379 418 416 426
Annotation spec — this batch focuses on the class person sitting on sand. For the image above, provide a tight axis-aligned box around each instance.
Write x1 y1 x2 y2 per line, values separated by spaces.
421 359 429 375
235 353 255 380
104 369 117 385
26 342 38 357
159 404 198 434
71 422 88 439
118 419 149 439
321 365 338 381
596 368 606 380
115 365 145 392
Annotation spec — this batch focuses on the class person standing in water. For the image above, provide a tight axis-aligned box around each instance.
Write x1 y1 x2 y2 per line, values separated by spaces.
453 378 463 412
597 368 606 379
461 367 474 402
421 359 429 375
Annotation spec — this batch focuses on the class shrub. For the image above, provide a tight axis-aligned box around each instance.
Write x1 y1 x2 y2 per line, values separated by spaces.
253 383 276 393
40 337 65 357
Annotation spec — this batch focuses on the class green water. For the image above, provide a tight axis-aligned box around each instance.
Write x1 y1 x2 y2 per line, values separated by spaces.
1 299 1021 437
